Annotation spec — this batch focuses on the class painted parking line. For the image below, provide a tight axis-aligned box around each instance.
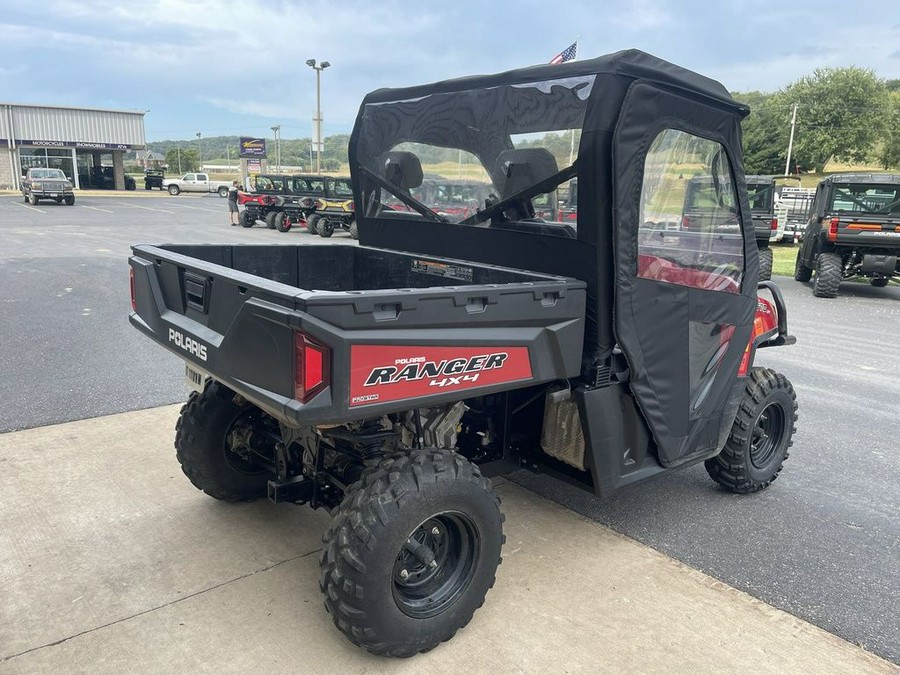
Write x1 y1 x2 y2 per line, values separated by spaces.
115 201 174 214
79 204 114 214
12 200 46 213
174 204 223 214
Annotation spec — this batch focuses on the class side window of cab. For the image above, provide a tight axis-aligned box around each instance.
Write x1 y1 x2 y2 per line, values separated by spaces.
637 128 744 293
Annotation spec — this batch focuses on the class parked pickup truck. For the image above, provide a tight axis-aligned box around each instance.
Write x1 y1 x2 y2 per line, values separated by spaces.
130 50 798 658
21 168 75 205
162 172 231 197
794 173 900 296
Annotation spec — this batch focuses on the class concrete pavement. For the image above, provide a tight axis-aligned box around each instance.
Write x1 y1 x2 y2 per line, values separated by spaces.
0 406 893 674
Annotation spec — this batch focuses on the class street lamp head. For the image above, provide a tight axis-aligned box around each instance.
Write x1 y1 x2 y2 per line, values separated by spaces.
321 61 330 69
305 59 316 67
196 132 201 138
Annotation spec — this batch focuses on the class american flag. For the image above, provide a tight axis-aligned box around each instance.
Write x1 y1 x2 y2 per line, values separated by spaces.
550 41 578 64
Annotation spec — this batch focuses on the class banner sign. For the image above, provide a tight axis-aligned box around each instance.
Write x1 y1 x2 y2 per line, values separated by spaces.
239 137 267 158
18 140 134 150
246 158 261 173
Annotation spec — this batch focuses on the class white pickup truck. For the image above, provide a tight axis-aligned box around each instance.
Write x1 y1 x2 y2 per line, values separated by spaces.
162 173 231 197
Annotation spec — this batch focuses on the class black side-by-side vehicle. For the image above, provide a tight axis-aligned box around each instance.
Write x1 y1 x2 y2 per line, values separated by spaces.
129 50 799 657
794 173 900 296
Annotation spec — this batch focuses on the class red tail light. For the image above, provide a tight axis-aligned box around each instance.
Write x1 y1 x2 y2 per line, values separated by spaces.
827 217 839 241
294 332 330 402
739 298 778 376
129 267 136 311
771 217 778 231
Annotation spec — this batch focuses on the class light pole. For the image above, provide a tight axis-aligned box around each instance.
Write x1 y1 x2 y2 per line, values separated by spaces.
305 59 330 173
271 125 281 172
196 132 202 171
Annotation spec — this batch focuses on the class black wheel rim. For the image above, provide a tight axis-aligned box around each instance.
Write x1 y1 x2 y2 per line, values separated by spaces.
749 402 786 469
222 409 271 476
392 512 479 619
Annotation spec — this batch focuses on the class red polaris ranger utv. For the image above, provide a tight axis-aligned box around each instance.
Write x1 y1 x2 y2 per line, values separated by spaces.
129 49 798 657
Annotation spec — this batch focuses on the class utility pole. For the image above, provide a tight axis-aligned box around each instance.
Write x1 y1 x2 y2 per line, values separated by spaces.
177 146 182 174
784 103 798 177
196 132 202 172
271 125 281 172
306 59 331 173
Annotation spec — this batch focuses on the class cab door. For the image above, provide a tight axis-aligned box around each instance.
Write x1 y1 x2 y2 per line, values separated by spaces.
612 82 757 467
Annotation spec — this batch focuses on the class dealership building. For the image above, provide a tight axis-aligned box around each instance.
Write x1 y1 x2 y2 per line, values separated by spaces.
0 103 146 191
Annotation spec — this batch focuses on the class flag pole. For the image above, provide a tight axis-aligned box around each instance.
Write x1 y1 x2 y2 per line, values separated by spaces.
568 37 580 165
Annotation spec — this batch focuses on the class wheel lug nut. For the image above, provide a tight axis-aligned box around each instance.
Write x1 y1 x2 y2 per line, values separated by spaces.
431 527 440 536
429 560 438 568
399 569 409 580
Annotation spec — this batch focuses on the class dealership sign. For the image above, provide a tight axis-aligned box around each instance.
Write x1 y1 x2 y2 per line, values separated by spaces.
18 140 134 150
239 137 267 158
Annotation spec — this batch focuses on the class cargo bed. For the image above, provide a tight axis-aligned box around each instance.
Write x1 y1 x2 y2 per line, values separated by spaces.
129 244 587 426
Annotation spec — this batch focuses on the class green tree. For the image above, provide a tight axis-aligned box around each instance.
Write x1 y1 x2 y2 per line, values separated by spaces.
777 67 889 172
877 91 900 169
164 147 199 174
734 91 786 174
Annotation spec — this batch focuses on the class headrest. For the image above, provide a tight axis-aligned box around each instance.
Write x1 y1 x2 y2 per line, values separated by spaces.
496 148 559 198
382 151 423 191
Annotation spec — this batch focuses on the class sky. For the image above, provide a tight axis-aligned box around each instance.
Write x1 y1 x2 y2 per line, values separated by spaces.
1 0 898 143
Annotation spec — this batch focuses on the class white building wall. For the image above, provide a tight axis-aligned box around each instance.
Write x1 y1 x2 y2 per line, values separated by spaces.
5 104 145 147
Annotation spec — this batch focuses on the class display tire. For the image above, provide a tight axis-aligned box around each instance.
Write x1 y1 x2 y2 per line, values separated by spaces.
318 219 334 238
349 219 358 239
174 381 273 502
794 251 813 282
871 277 890 288
758 247 773 282
275 212 291 232
29 193 39 206
705 367 797 494
239 210 254 228
306 214 320 235
813 252 842 298
168 185 180 196
320 449 504 657
265 211 278 229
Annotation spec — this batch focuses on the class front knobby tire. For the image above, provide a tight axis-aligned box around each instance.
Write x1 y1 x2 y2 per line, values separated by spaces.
275 212 291 232
758 248 773 282
318 219 335 237
174 381 273 501
320 449 504 657
705 367 797 494
240 210 254 228
306 214 320 235
813 252 842 298
349 219 358 239
265 211 278 229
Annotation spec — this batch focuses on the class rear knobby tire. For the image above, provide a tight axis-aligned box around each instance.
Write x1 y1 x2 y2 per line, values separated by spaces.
240 210 254 228
275 212 291 232
174 381 273 501
758 248 773 282
320 449 504 657
349 219 358 239
794 251 813 282
705 367 797 494
813 252 842 298
306 214 320 235
318 219 334 237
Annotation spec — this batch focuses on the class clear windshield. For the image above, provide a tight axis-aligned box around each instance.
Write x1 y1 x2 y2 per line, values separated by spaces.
829 184 900 215
356 75 595 227
32 169 67 180
746 183 774 211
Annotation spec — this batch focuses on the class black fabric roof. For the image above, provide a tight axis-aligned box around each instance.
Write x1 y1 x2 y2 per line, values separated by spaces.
361 49 748 117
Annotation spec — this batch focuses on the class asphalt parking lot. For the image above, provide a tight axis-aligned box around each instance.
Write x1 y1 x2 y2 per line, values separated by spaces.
1 191 898 664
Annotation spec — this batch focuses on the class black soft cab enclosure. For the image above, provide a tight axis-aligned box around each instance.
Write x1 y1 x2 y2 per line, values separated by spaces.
130 49 798 658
